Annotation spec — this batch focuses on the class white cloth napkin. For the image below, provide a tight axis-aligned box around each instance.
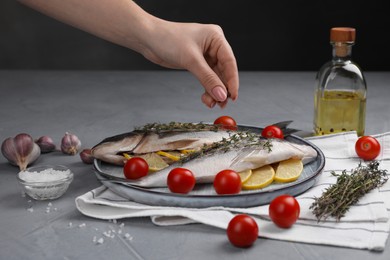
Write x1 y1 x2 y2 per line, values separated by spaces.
76 132 390 251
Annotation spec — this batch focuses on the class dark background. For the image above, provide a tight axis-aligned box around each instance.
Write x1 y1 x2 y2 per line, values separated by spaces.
1 0 389 71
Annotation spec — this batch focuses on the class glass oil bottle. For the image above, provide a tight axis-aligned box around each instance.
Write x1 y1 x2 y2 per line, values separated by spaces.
314 27 367 136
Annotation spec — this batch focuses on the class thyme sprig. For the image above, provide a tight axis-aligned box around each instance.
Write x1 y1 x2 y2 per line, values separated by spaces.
310 161 388 222
179 131 272 163
135 122 219 133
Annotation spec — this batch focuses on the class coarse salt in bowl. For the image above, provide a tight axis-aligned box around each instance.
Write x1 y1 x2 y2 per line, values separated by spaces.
17 165 73 200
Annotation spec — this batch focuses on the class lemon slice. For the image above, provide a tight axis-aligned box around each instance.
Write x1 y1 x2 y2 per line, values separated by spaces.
242 165 275 190
274 158 303 183
238 169 252 183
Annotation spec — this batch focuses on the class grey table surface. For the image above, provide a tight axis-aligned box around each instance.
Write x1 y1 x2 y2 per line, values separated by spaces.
0 70 389 260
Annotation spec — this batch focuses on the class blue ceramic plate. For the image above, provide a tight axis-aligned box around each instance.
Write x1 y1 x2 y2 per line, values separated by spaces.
94 125 325 208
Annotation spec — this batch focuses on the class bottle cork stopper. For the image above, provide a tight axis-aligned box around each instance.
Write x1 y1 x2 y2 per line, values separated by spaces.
330 27 356 42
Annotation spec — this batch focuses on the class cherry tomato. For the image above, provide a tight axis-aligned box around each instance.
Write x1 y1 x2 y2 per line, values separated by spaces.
227 214 259 248
355 136 381 161
261 125 284 139
213 169 241 195
167 168 196 194
214 116 237 131
123 157 149 179
269 194 300 228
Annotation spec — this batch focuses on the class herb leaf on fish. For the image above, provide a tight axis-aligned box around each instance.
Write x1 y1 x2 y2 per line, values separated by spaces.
135 122 220 133
179 131 272 163
310 161 388 222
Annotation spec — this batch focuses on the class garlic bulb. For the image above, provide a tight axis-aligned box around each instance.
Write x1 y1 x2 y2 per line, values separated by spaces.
61 132 81 155
80 148 94 164
1 133 41 170
35 136 56 153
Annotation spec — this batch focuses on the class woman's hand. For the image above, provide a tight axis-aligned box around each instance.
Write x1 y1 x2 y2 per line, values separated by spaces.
140 20 239 108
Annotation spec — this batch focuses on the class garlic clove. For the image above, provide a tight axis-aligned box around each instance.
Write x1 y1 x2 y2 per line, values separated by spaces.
61 132 81 155
1 133 41 171
35 136 56 153
80 148 94 164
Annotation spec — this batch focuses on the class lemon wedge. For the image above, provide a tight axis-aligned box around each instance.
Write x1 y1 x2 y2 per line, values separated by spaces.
180 149 196 155
156 151 181 161
242 165 275 190
124 152 169 172
123 153 132 160
141 153 169 172
238 169 252 183
274 158 303 183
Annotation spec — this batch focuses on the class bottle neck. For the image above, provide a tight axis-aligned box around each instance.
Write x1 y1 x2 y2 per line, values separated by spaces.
332 42 354 61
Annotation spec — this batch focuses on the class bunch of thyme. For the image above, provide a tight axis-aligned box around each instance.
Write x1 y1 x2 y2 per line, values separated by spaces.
310 161 388 222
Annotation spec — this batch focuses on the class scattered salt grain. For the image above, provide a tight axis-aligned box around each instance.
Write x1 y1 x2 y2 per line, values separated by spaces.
124 233 133 241
27 207 34 213
119 223 125 228
112 219 117 224
96 238 104 245
68 222 73 228
48 202 52 207
117 229 122 235
102 230 115 239
78 223 86 228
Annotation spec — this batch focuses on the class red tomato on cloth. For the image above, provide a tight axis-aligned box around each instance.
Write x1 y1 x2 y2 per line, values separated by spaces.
355 136 381 161
269 194 300 228
227 214 259 248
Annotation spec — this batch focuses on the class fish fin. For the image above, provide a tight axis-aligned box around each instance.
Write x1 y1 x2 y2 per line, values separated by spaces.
273 120 293 130
286 142 318 165
272 121 300 136
229 147 261 168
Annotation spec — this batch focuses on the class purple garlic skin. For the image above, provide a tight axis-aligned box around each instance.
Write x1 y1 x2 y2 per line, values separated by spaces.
80 148 94 164
61 132 81 155
1 133 41 170
35 136 56 153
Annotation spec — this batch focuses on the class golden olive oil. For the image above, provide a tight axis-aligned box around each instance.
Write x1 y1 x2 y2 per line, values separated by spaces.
314 90 366 136
314 28 367 136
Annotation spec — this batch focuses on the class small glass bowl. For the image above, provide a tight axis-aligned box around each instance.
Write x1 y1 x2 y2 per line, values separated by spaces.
17 165 73 200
